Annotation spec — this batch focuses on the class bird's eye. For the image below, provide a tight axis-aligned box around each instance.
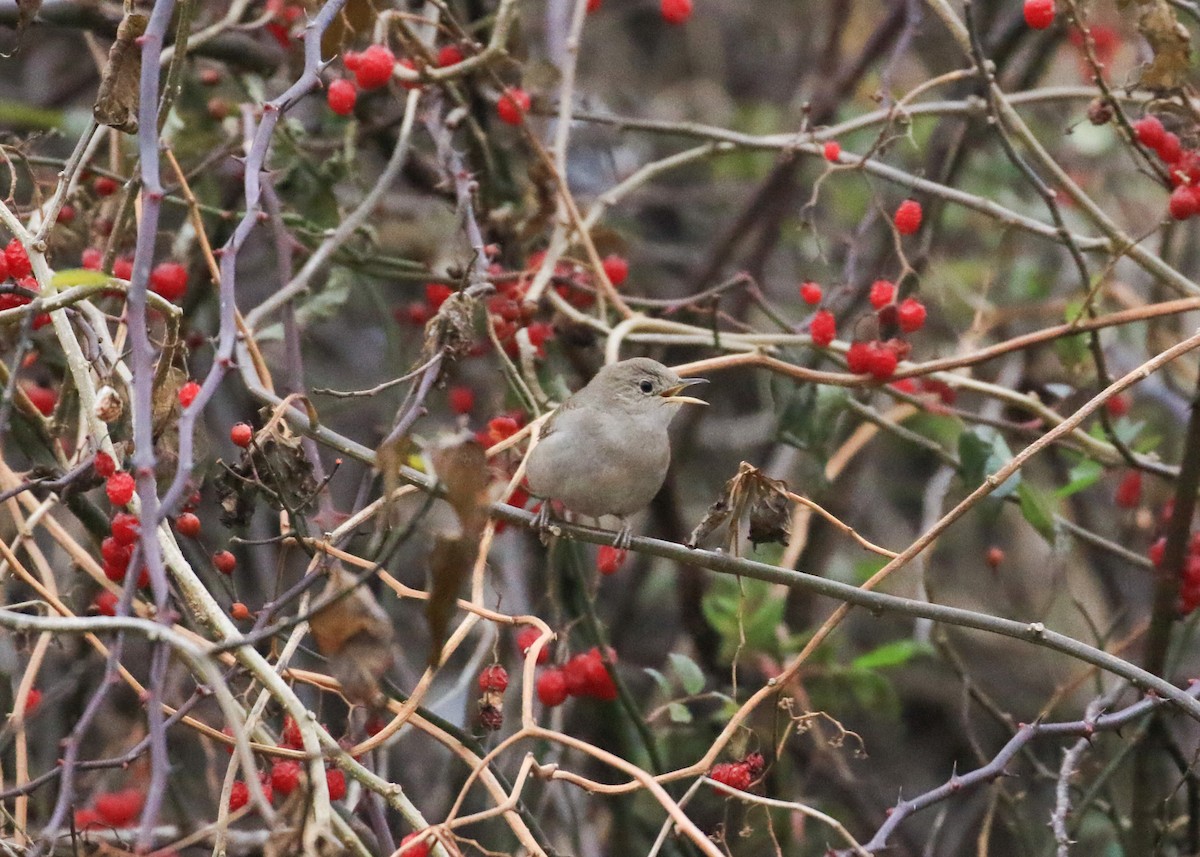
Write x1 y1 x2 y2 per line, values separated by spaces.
638 379 654 394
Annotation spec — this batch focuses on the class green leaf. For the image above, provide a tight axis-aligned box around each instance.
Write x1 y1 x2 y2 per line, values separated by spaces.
669 653 706 696
844 668 900 718
1056 458 1103 498
777 383 849 454
51 268 112 289
667 702 693 724
958 427 1020 498
1053 333 1088 371
851 639 932 671
644 667 672 695
1017 481 1058 543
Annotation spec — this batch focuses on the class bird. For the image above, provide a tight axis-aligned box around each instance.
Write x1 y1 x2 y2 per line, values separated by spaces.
525 358 707 548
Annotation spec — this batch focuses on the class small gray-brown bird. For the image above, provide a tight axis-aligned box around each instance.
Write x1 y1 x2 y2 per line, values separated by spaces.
525 358 707 547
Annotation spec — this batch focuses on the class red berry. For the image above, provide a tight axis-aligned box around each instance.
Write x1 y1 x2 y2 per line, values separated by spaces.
57 204 76 225
823 140 841 162
866 341 898 380
150 261 188 302
231 601 251 620
597 545 628 575
425 282 453 310
281 715 303 749
93 176 118 197
497 87 531 125
601 254 629 286
799 281 822 305
94 451 117 478
353 44 395 89
327 78 357 115
587 0 602 11
81 248 102 271
1149 536 1167 568
4 239 31 279
810 309 836 346
478 664 509 693
437 45 464 67
894 199 922 235
179 380 201 408
106 472 136 506
516 627 550 664
101 536 131 568
449 386 475 415
1023 0 1055 29
580 648 618 700
23 688 42 716
112 256 133 280
536 669 568 706
526 321 553 348
1169 184 1200 220
111 512 140 545
230 422 253 447
846 341 872 374
176 512 201 537
985 546 1005 569
709 762 751 793
660 0 693 24
1105 393 1130 417
1157 132 1183 164
400 833 430 857
229 780 250 811
896 297 927 333
94 788 144 826
270 761 302 796
213 550 237 575
1134 116 1166 150
22 384 56 416
1114 470 1142 508
326 768 347 801
95 590 119 616
486 415 521 444
869 279 895 309
398 301 432 326
0 251 8 281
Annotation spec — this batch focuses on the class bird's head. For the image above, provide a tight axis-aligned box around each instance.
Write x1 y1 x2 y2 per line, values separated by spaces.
583 358 708 418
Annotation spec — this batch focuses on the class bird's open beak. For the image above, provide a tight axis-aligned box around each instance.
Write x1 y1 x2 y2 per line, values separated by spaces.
662 377 708 405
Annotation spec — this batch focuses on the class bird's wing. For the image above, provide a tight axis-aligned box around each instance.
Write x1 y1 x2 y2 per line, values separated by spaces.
537 398 580 440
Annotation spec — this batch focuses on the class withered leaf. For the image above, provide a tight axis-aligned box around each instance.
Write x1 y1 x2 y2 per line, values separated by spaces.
310 564 394 708
93 13 147 134
15 0 42 32
687 462 791 552
686 494 734 550
214 414 318 527
424 291 477 361
320 0 384 60
425 437 490 666
1137 1 1191 90
748 485 791 547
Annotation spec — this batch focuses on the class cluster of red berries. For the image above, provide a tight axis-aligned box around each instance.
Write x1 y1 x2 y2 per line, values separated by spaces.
1132 116 1200 220
799 276 927 378
478 664 509 730
0 238 50 330
708 752 765 794
1149 531 1200 614
1024 0 1056 29
74 787 145 830
327 43 468 116
535 647 619 707
228 716 347 811
79 249 190 302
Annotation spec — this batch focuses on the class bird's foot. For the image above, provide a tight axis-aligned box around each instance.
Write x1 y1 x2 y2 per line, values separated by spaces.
533 502 559 545
612 519 633 551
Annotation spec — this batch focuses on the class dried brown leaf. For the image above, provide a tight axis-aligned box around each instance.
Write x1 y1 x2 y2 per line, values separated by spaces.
310 564 394 707
93 13 147 134
320 0 384 60
1135 0 1192 90
688 462 791 551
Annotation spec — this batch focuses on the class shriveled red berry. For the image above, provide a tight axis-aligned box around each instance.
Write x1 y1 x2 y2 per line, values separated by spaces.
425 282 453 310
894 199 922 235
111 512 140 545
660 0 693 24
400 833 431 857
799 281 822 305
326 768 347 801
597 545 628 575
353 44 395 89
478 664 509 693
213 550 237 575
175 512 201 537
1114 470 1142 508
270 760 302 796
4 239 31 279
1134 115 1166 150
230 422 253 448
536 668 568 706
106 472 136 506
516 626 551 663
449 386 475 415
497 87 531 125
810 309 836 346
601 254 629 286
327 78 357 115
896 297 927 333
823 140 841 162
178 380 201 409
869 279 895 309
1023 0 1055 29
709 762 751 793
94 451 117 478
150 261 188 302
437 45 464 67
94 788 143 826
93 176 119 197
